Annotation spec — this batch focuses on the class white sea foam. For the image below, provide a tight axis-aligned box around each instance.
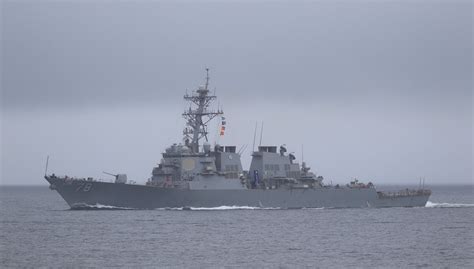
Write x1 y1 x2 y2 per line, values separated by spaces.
160 206 281 211
190 205 259 210
72 203 134 210
425 201 474 208
73 204 326 211
190 205 282 210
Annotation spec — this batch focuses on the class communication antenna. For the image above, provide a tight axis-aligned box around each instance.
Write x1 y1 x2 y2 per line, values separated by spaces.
259 121 264 146
252 122 258 152
44 155 50 177
205 67 210 90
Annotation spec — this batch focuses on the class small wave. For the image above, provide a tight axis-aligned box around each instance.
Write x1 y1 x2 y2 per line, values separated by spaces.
70 204 327 211
425 201 474 208
71 203 134 210
190 205 264 210
161 206 281 211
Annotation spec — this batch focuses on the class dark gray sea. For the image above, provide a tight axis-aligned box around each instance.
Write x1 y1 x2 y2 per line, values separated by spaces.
1 185 473 268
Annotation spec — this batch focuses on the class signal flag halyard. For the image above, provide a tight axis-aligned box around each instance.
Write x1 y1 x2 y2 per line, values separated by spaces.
220 117 226 136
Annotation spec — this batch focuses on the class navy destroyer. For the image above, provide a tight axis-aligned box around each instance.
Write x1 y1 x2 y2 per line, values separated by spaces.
45 69 431 209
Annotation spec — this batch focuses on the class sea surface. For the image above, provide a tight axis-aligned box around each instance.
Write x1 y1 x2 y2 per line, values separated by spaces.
1 185 473 268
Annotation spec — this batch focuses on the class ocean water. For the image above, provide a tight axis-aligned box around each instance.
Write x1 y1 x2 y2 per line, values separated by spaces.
1 185 473 268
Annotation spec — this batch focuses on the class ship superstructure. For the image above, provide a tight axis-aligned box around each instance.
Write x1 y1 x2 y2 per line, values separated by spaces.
145 69 322 192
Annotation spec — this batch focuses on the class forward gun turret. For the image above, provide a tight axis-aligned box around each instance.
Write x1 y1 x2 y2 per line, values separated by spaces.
103 172 127 184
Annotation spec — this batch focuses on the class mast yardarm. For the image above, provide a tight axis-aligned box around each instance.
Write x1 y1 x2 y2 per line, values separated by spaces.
182 68 223 153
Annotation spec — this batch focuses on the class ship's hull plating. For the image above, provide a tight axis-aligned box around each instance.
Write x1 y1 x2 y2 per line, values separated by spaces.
46 177 430 209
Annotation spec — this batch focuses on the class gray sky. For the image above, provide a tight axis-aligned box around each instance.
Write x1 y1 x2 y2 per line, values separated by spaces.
1 0 472 185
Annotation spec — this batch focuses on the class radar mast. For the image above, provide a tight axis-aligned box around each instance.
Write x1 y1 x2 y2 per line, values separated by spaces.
182 68 223 153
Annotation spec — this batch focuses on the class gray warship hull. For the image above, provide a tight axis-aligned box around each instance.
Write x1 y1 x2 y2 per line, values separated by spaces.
46 177 430 209
44 70 432 210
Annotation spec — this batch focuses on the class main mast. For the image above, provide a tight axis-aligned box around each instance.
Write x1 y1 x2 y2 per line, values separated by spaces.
182 68 223 153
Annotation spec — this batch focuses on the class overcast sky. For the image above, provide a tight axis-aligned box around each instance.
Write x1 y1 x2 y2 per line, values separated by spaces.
1 0 472 186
